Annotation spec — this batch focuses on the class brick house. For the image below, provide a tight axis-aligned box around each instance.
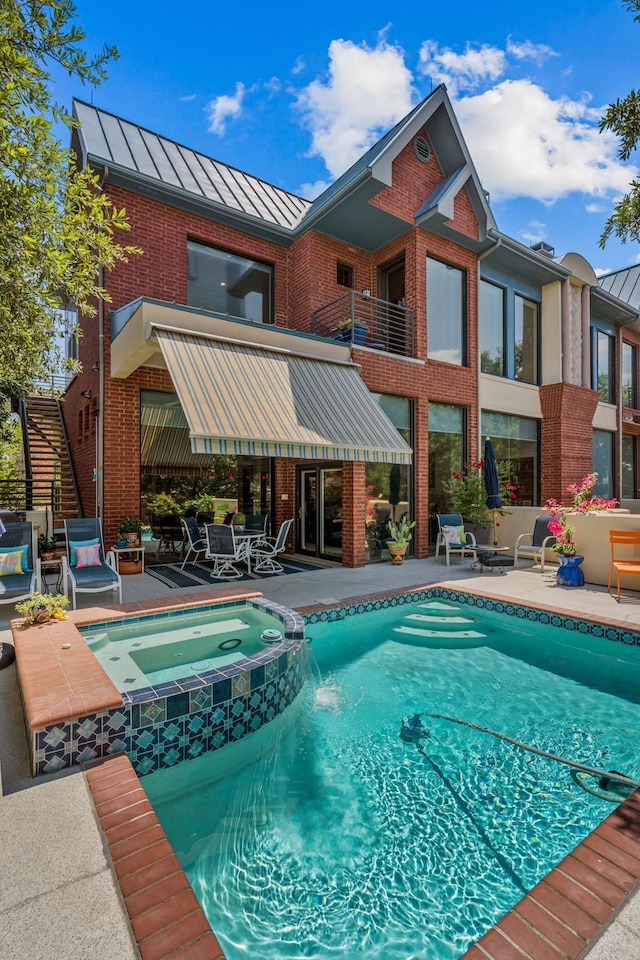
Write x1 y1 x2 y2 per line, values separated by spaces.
63 84 640 566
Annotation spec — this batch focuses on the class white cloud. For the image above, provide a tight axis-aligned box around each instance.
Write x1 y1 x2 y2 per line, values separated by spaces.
586 202 605 213
418 40 506 95
206 82 245 136
506 38 558 66
519 220 547 244
455 80 635 204
179 93 197 103
295 36 416 179
299 179 332 200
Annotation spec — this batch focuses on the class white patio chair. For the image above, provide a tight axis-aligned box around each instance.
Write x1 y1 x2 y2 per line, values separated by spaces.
62 518 122 608
513 516 556 572
0 521 38 606
434 513 477 566
180 516 207 569
204 523 243 579
251 518 293 574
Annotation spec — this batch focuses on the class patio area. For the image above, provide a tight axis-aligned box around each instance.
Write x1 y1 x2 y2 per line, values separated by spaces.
2 556 640 959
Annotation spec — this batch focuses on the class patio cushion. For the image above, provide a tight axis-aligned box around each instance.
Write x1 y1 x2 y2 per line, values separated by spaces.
71 565 119 587
69 537 101 566
75 543 101 568
0 548 27 576
442 525 464 546
0 571 34 596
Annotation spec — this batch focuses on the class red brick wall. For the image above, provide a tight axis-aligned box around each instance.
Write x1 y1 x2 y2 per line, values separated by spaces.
539 383 600 503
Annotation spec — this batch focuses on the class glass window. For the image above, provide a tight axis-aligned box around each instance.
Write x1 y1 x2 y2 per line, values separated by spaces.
365 395 412 563
428 403 465 512
337 262 354 287
592 328 615 403
622 342 637 408
622 434 636 499
481 411 540 505
187 240 273 324
514 294 539 384
593 430 614 497
479 280 505 376
427 257 466 365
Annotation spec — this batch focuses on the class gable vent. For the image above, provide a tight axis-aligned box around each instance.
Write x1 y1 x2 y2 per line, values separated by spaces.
413 135 431 163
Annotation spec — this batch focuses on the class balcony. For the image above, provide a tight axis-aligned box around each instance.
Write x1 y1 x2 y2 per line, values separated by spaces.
311 292 415 358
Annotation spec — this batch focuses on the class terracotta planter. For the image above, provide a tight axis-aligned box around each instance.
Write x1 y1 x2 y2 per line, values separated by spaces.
119 559 142 575
124 532 141 547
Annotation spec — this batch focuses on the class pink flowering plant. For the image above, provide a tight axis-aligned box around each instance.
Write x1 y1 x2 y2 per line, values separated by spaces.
546 473 617 556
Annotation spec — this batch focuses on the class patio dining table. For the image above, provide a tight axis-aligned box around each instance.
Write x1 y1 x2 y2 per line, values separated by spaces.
234 530 265 575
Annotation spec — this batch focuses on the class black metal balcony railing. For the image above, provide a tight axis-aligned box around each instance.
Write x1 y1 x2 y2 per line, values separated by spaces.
311 292 415 357
0 479 55 513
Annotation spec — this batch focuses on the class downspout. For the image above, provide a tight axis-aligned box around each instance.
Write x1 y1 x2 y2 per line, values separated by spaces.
561 278 572 382
476 232 502 457
97 266 105 519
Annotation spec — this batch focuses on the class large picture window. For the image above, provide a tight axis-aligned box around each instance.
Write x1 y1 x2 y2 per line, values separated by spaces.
479 280 539 384
187 240 273 324
592 326 615 403
622 342 637 409
479 280 505 376
428 402 465 512
593 430 614 498
481 411 540 505
622 434 637 499
365 395 412 562
427 257 466 365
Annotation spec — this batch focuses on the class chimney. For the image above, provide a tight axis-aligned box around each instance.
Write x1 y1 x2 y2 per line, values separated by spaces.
531 241 555 258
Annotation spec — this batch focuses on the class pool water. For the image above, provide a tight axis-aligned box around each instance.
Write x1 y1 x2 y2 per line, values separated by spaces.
80 603 284 690
144 598 640 960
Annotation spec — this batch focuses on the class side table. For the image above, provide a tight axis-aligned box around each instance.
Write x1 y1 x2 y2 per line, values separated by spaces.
471 545 514 574
112 546 145 574
40 557 64 593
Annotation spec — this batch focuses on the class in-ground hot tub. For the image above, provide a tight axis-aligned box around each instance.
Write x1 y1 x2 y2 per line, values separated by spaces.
15 594 306 777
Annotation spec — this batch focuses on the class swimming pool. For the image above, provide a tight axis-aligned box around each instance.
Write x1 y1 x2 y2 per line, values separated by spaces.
143 590 640 960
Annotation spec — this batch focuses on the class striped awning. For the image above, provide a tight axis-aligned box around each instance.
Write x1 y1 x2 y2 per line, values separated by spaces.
153 328 412 464
141 404 212 473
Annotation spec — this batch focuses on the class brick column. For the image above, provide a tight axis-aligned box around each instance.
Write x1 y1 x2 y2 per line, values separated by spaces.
539 383 599 503
342 461 366 567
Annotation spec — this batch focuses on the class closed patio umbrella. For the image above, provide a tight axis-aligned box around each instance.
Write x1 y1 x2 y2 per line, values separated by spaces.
389 463 401 521
484 438 502 544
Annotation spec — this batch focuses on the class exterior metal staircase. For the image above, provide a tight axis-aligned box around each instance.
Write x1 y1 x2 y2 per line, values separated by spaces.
21 396 81 527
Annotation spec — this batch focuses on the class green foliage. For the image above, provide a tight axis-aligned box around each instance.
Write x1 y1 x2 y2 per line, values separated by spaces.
599 1 640 246
145 492 181 516
0 0 141 415
15 591 69 624
118 516 144 534
38 532 57 553
0 417 23 480
233 512 246 525
387 516 416 546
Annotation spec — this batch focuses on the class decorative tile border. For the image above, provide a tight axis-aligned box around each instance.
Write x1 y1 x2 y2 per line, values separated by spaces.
24 596 307 777
301 584 640 646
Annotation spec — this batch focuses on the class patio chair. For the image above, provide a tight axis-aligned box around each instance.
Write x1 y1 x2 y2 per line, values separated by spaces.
180 516 207 570
62 518 122 608
245 514 269 534
513 515 556 572
251 518 293 574
0 521 38 606
204 523 243 579
608 529 640 601
434 513 477 566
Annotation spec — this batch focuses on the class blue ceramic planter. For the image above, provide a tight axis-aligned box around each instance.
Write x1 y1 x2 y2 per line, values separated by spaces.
556 554 584 587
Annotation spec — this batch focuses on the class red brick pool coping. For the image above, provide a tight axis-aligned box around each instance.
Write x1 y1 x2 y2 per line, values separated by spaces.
20 582 640 959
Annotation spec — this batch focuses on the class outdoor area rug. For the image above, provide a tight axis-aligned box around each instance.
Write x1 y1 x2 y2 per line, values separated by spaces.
146 556 328 589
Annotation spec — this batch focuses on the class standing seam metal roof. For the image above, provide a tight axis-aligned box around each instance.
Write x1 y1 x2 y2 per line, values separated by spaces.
73 100 311 231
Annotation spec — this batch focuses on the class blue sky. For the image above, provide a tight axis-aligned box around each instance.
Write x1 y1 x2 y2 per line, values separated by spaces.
52 0 640 275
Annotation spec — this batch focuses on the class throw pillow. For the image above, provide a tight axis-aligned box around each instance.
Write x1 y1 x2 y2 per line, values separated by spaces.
68 537 101 566
75 543 102 568
442 524 464 546
0 550 25 576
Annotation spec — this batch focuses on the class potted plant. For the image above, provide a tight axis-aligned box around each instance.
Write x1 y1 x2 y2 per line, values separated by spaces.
386 516 416 564
337 316 368 345
442 460 516 541
233 512 247 531
15 592 69 626
545 473 617 587
118 516 144 547
38 533 57 560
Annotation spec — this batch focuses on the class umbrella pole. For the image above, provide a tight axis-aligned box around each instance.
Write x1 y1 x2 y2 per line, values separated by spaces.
492 509 498 546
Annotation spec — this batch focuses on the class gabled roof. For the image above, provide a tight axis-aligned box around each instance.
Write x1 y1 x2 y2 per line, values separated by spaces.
72 100 311 242
72 87 495 252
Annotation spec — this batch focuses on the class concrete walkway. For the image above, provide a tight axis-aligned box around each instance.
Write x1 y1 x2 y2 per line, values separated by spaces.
1 557 640 958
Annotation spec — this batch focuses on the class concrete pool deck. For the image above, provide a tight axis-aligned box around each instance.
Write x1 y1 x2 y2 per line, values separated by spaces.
2 556 640 959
